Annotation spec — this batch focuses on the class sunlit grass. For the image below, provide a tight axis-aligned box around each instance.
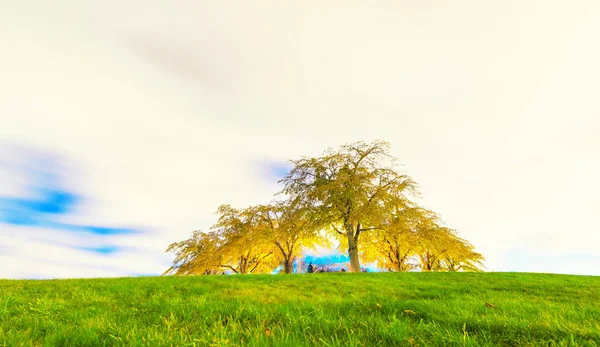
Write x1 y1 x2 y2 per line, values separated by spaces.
1 272 599 346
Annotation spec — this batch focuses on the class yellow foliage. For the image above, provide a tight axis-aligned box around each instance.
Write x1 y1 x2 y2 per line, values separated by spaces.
165 140 484 275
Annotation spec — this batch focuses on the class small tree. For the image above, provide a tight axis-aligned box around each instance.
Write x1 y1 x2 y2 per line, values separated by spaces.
164 205 277 275
414 222 460 272
439 237 485 272
164 230 224 275
362 207 432 272
250 200 328 274
210 204 277 274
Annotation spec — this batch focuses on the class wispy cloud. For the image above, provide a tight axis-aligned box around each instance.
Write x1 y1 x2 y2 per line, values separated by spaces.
502 249 600 276
256 160 292 183
0 151 137 237
2 1 600 278
0 147 152 278
0 189 77 217
78 246 121 255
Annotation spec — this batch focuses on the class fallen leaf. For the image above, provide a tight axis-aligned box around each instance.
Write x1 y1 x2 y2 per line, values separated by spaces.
485 302 496 309
264 328 271 337
403 309 417 315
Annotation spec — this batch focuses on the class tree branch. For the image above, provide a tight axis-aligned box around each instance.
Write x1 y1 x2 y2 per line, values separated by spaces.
331 224 344 235
357 226 378 232
274 241 286 257
352 145 377 168
367 176 399 203
248 252 273 273
431 249 447 265
220 265 239 274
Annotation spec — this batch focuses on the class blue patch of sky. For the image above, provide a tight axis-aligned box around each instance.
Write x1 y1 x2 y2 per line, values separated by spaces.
78 246 121 255
264 161 291 181
0 188 77 226
0 188 136 236
0 151 138 259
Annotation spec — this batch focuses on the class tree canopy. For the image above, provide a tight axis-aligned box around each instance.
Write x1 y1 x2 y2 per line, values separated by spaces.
165 140 484 274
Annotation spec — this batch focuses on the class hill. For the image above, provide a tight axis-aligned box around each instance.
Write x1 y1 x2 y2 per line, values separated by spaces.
1 272 598 346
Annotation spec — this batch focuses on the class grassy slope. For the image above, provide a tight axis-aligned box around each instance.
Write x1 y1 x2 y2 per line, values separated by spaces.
0 272 599 346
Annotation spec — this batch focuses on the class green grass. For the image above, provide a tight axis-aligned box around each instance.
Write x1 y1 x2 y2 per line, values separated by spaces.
1 272 599 346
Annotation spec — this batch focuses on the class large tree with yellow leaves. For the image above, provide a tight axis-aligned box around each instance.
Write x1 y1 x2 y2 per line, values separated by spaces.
280 140 418 272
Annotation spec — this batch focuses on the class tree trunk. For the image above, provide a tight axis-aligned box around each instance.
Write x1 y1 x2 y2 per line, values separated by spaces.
395 248 402 272
347 232 361 272
283 257 294 274
240 256 247 274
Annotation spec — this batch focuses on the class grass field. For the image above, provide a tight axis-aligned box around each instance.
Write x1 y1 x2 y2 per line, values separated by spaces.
1 272 599 346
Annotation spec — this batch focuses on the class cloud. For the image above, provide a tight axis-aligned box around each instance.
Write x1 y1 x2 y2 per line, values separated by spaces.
1 189 77 217
0 147 158 278
0 225 171 279
78 246 121 255
255 160 292 184
501 249 600 277
0 149 138 236
1 0 600 278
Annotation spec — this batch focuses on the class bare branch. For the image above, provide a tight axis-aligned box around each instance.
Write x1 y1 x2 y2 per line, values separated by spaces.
249 252 273 273
220 265 239 274
331 224 345 235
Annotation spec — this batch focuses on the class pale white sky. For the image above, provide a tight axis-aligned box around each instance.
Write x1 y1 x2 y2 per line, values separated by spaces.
1 1 599 278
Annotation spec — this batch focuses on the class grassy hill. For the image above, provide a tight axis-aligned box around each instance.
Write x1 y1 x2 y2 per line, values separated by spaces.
1 272 599 346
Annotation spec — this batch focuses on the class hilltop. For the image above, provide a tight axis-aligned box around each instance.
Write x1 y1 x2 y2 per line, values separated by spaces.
1 272 599 346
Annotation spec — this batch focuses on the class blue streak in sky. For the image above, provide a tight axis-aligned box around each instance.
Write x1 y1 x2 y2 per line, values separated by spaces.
262 161 291 180
79 246 121 255
0 192 136 236
0 155 137 237
19 189 77 214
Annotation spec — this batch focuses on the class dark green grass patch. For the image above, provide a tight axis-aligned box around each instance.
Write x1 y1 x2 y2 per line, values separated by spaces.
1 272 599 346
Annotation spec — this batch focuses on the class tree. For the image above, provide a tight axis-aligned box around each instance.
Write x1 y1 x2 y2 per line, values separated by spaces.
280 141 418 272
163 230 224 275
439 237 485 272
210 204 277 274
250 200 327 274
164 205 277 275
361 207 431 272
166 139 485 276
414 223 460 272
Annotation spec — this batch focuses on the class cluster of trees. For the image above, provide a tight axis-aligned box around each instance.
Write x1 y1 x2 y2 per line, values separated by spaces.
165 141 483 275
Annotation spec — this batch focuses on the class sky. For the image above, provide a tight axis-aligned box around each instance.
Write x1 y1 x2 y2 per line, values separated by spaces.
1 1 599 279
